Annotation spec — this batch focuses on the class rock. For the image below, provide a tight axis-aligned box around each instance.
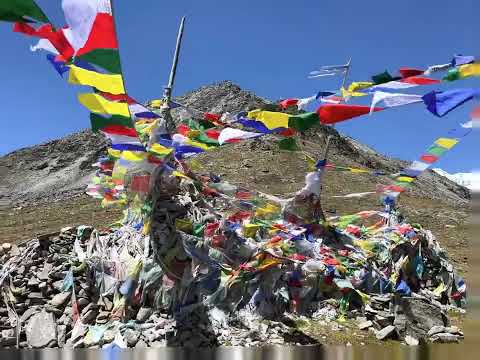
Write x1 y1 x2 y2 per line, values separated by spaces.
358 320 373 330
428 325 446 337
136 307 153 322
135 340 149 349
96 311 110 324
0 337 17 347
20 307 40 323
57 325 67 348
376 325 396 340
395 297 447 340
81 309 98 324
50 292 71 307
25 310 57 348
77 297 90 309
124 329 140 347
2 243 12 252
27 277 40 288
431 333 460 343
405 335 419 346
374 314 392 328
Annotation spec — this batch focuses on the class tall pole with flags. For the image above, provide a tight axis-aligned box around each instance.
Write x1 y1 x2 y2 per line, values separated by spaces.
164 16 186 103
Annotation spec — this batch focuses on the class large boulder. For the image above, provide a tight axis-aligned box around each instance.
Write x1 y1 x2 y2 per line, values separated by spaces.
25 310 57 348
394 297 448 340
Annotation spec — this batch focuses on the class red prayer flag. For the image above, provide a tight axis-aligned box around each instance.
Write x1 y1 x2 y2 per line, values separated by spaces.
420 154 438 164
177 124 190 136
101 125 138 137
399 67 425 78
98 92 136 104
205 129 220 139
131 175 151 193
13 22 74 61
204 112 222 123
279 98 299 109
317 104 383 125
400 76 440 85
77 13 118 57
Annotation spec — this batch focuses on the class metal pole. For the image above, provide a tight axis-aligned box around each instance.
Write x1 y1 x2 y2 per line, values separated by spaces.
164 16 186 102
341 57 352 89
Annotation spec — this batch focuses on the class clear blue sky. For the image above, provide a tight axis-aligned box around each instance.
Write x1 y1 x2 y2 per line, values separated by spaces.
0 0 478 173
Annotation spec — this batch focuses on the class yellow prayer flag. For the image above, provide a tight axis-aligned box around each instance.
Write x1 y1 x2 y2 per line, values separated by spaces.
348 81 374 92
243 223 261 238
435 137 459 149
304 154 316 172
172 171 191 180
69 65 125 95
396 176 415 183
78 93 130 117
350 168 370 174
108 148 122 159
185 139 211 151
459 63 480 78
247 110 290 130
149 143 173 156
150 99 164 108
341 87 367 98
121 151 147 162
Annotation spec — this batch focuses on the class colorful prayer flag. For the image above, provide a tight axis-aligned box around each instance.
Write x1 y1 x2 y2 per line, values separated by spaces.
69 64 125 95
0 0 50 23
78 93 130 117
422 88 480 117
317 104 383 125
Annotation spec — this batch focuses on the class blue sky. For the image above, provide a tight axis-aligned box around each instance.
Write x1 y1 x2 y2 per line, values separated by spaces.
0 0 478 173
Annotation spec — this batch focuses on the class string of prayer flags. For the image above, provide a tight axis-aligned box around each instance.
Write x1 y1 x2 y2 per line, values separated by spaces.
370 92 423 113
422 88 480 117
0 0 50 23
384 111 474 196
317 104 383 125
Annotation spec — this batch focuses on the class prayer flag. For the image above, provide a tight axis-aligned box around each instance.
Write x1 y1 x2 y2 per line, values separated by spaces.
0 0 50 23
422 88 480 117
444 63 480 82
90 113 133 132
247 110 290 129
451 54 475 67
308 63 349 78
62 0 111 51
69 64 125 95
218 128 263 145
78 93 130 117
297 95 317 110
46 54 69 77
14 22 75 61
348 82 374 92
434 138 459 149
400 76 440 85
76 13 118 57
317 104 383 125
279 99 299 109
372 71 396 85
278 137 300 151
370 91 423 113
399 67 425 78
101 125 137 138
288 112 320 132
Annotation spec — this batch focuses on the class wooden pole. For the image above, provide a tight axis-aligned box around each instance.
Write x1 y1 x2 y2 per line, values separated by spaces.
163 16 186 102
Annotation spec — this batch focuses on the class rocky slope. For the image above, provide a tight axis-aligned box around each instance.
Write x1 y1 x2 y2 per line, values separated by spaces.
0 81 470 272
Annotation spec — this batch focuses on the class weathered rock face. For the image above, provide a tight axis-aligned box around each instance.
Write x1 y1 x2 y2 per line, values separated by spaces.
26 310 57 348
394 297 448 340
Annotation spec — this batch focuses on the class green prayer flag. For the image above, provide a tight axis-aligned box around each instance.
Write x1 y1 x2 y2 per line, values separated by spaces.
0 0 50 23
372 70 394 85
278 137 300 151
426 145 447 156
90 113 134 133
443 68 461 82
76 49 122 74
288 112 319 132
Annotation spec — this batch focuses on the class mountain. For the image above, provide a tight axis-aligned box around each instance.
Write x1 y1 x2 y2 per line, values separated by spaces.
0 81 470 272
433 168 477 191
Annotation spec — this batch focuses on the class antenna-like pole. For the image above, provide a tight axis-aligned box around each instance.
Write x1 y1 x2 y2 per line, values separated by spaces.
341 57 352 89
164 16 186 102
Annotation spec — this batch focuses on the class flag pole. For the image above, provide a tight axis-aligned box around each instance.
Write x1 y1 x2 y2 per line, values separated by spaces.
341 57 352 89
163 16 186 103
